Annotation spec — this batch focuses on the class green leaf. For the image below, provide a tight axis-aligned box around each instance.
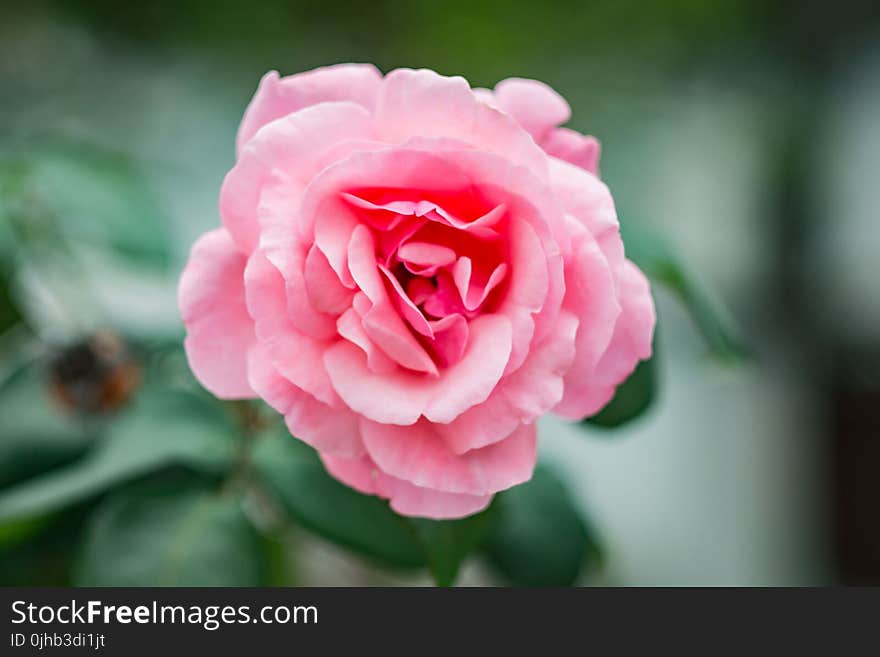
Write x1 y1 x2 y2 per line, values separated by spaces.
586 332 658 429
621 221 748 362
0 390 237 523
483 464 601 586
74 477 265 586
406 507 496 586
0 505 94 586
0 260 22 335
0 365 94 489
23 144 172 267
253 431 425 569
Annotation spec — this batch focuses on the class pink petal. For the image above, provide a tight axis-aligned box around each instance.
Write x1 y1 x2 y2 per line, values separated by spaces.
247 342 364 458
559 227 621 388
320 454 491 519
592 260 655 383
236 64 382 154
304 149 472 288
323 314 512 425
361 418 537 495
397 241 456 275
244 248 339 406
347 225 437 374
268 240 338 340
378 264 434 337
428 313 468 367
375 68 548 177
437 310 579 454
555 260 655 419
179 228 255 399
542 128 601 175
304 244 353 315
493 77 571 140
547 156 618 242
381 477 492 519
221 101 373 254
336 306 397 374
319 454 381 495
452 257 509 311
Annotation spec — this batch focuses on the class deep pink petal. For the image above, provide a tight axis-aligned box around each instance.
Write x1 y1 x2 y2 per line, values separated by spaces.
379 265 434 337
347 225 437 374
179 228 255 399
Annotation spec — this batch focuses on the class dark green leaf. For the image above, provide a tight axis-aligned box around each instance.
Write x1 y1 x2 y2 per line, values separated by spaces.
0 504 94 586
253 432 425 569
587 332 658 428
621 221 748 362
407 507 496 586
0 365 94 489
484 464 601 586
0 390 237 523
74 478 265 586
0 260 22 335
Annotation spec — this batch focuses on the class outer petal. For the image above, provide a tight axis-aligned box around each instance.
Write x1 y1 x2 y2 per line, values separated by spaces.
320 454 491 519
555 260 655 419
247 343 363 458
381 477 491 519
244 248 339 406
236 64 383 154
374 68 548 178
221 101 373 254
548 156 618 242
179 228 255 399
542 128 601 175
493 77 571 140
557 222 621 394
361 419 536 496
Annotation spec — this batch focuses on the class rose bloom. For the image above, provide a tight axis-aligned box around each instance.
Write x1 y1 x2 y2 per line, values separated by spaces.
179 65 655 519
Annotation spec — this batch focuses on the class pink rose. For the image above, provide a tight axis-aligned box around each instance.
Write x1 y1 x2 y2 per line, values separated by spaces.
179 65 655 519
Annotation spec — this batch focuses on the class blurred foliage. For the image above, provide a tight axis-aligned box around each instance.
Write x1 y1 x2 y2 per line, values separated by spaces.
484 465 602 586
75 475 267 586
622 221 749 364
253 431 427 569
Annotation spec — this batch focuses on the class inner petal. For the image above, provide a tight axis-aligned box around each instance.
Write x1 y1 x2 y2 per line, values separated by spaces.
452 257 509 311
378 264 434 338
398 241 456 276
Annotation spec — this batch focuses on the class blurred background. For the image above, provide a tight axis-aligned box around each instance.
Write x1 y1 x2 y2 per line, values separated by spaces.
1 0 878 586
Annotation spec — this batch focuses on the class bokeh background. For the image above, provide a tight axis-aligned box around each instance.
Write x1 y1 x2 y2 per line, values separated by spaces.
1 0 879 586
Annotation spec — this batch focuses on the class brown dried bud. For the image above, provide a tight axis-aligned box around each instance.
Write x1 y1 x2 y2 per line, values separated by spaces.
48 331 141 414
